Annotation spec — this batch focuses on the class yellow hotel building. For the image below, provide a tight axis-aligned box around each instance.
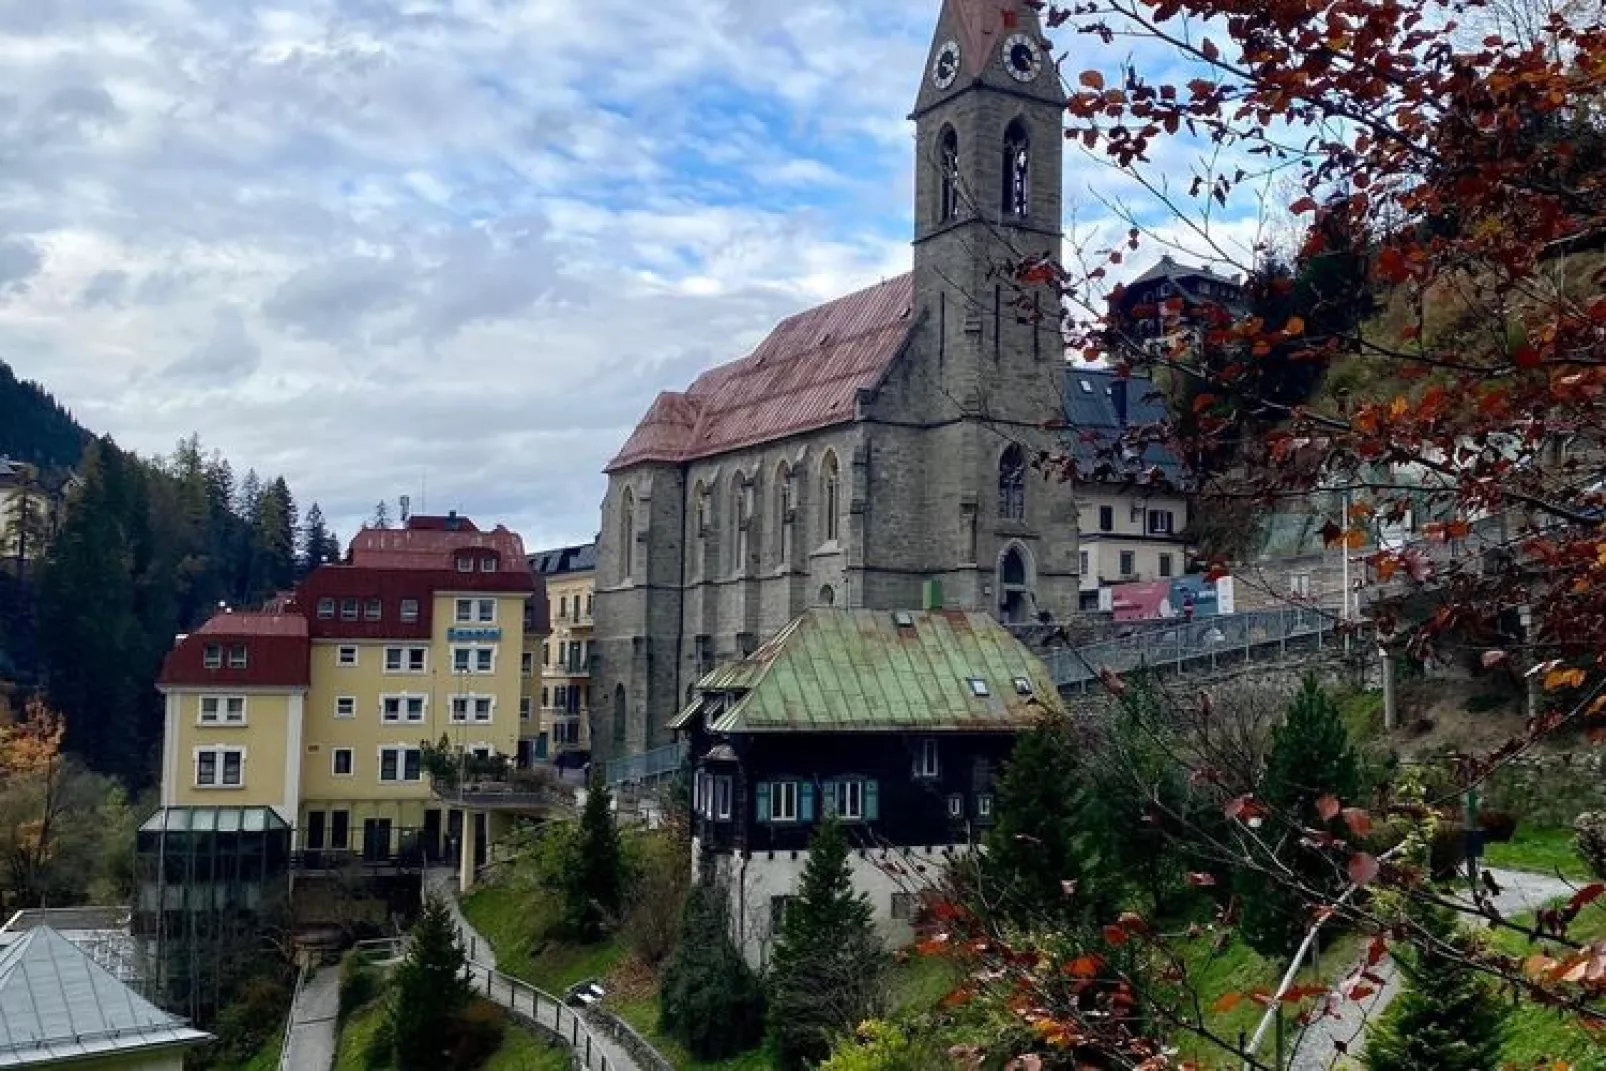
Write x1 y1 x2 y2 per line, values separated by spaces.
156 513 546 891
529 541 594 763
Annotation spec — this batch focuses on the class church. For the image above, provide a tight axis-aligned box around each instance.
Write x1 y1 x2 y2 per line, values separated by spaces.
592 0 1079 758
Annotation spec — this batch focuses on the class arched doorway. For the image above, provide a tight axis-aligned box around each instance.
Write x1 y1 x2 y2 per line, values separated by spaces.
998 544 1033 624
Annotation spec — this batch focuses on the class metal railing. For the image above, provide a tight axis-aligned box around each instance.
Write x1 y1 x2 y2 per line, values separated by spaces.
274 965 307 1071
467 962 618 1070
1035 606 1338 690
603 743 686 787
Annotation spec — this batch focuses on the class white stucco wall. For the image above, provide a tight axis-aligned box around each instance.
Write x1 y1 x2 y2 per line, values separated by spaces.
697 838 970 969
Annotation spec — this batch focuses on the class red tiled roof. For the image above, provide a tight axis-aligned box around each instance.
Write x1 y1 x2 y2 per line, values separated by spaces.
949 0 1042 77
348 520 528 576
607 275 915 471
194 612 307 638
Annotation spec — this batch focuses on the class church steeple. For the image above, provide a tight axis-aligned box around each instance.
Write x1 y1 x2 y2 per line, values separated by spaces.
909 0 1066 419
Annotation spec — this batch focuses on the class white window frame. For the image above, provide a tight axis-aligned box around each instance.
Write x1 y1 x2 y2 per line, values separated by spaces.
380 693 427 724
713 775 733 820
203 644 222 669
946 794 964 818
452 646 495 674
977 794 994 818
480 556 495 573
409 647 427 672
383 646 428 674
455 599 473 623
967 677 990 697
455 695 495 723
519 696 533 720
400 598 420 623
384 647 405 673
522 651 534 677
334 696 356 719
1148 509 1175 535
477 598 496 623
836 780 863 820
915 738 939 778
193 746 245 789
317 598 335 620
198 695 247 726
332 747 354 777
228 644 248 669
378 745 423 783
337 645 359 667
772 780 799 822
1119 550 1137 577
456 557 474 573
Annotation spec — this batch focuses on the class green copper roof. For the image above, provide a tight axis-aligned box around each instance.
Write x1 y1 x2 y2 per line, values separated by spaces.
669 608 1064 734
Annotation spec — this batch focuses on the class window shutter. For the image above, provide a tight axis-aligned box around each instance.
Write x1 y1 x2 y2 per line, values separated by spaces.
864 779 880 822
756 782 772 823
800 782 816 823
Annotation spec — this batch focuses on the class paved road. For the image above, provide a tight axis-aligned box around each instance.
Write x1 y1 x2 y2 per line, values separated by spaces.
1286 867 1577 1070
281 965 340 1071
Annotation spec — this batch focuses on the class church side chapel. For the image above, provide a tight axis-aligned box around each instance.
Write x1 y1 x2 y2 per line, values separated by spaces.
592 0 1081 759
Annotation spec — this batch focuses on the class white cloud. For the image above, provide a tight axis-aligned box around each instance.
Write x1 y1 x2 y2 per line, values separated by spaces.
0 0 1260 551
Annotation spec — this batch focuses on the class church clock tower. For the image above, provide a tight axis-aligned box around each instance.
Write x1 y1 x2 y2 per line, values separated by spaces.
896 0 1078 624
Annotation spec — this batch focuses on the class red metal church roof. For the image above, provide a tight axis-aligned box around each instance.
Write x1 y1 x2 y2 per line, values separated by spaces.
607 274 915 471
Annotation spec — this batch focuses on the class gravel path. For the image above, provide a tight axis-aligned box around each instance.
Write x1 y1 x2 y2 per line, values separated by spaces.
1285 867 1577 1070
281 964 340 1071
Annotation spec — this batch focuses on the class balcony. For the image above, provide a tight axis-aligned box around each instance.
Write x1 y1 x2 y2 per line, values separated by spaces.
431 775 578 812
542 661 590 678
291 826 437 874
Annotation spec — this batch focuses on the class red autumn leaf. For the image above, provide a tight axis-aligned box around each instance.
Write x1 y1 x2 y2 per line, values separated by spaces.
1080 70 1105 90
1103 924 1129 947
1289 196 1318 214
1342 808 1373 838
1201 37 1220 61
1348 852 1380 886
1212 991 1244 1013
1066 954 1103 978
1513 345 1542 368
1186 871 1218 886
1316 794 1341 822
1569 884 1606 913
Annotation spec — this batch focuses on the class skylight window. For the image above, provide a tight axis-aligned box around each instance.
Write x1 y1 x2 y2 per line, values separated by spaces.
892 611 915 628
1079 380 1094 393
1014 677 1034 696
967 678 990 697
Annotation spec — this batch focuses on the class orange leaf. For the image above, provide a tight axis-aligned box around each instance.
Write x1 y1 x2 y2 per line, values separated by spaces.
1212 991 1244 1013
1066 954 1103 978
1343 528 1367 549
1103 924 1128 947
1348 853 1380 886
1545 668 1587 691
1317 794 1341 822
1079 70 1105 90
1342 808 1373 838
1285 315 1305 336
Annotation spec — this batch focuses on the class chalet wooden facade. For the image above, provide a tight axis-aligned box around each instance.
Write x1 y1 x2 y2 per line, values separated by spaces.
669 605 1063 965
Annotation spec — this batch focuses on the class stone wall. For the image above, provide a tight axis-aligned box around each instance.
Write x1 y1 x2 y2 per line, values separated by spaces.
1482 752 1606 827
583 1007 675 1071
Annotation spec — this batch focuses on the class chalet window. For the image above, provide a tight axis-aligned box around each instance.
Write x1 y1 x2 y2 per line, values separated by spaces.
713 776 733 820
946 794 964 819
913 739 940 779
977 794 995 819
757 780 813 823
696 772 734 821
823 779 877 822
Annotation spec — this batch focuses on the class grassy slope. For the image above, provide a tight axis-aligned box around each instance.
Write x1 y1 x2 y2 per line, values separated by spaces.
333 991 567 1071
1483 826 1594 882
1487 897 1606 1067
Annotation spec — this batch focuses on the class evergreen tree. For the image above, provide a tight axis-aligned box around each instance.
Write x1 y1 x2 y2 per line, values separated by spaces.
300 502 330 577
985 712 1112 925
246 477 297 599
766 819 886 1070
565 777 626 940
660 880 766 1060
321 527 343 566
1363 902 1506 1071
1239 677 1363 955
387 894 474 1070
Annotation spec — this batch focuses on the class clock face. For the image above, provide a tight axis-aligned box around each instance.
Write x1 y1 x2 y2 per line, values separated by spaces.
1002 32 1042 82
931 40 961 89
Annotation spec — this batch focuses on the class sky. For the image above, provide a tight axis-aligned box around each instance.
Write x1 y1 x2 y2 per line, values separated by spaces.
0 0 1266 552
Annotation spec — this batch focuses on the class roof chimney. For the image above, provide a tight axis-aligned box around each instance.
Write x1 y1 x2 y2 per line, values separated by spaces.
922 578 944 612
1111 378 1129 427
447 510 460 531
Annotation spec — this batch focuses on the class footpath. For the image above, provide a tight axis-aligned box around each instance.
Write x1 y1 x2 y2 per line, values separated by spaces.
280 963 340 1071
1286 866 1576 1070
423 869 647 1071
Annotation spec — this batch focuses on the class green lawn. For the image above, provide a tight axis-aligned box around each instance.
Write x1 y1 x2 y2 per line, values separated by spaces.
333 997 386 1071
460 882 629 993
333 987 570 1071
1486 895 1606 1066
1482 826 1593 881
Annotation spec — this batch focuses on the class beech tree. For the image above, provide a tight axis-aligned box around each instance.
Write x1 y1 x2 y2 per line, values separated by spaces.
905 0 1606 1064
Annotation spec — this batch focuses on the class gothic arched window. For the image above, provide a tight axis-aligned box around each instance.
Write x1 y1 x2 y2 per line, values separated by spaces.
620 488 636 579
999 444 1026 520
1003 120 1030 218
938 127 961 223
612 684 627 748
776 462 794 563
820 452 841 543
730 474 750 574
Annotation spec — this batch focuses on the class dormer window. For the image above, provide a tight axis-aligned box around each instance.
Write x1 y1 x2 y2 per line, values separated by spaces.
228 644 248 669
203 644 222 670
480 556 496 573
316 598 335 620
456 556 474 573
364 598 382 621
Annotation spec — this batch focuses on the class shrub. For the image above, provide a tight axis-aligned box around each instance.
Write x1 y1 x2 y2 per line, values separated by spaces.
1574 812 1606 879
1476 810 1518 844
212 971 291 1062
448 1000 507 1070
338 951 378 1023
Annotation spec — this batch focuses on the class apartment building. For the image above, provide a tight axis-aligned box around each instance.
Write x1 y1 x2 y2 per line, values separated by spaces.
529 541 594 764
154 513 544 891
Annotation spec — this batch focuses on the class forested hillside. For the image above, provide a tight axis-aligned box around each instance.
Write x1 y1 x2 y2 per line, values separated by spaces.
0 361 342 787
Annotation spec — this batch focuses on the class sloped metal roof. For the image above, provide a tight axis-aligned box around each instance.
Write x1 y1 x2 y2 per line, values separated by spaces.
607 275 915 471
0 927 208 1067
1063 368 1188 484
670 608 1063 734
137 805 291 834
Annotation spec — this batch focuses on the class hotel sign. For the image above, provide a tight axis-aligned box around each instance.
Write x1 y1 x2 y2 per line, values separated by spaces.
447 627 503 643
